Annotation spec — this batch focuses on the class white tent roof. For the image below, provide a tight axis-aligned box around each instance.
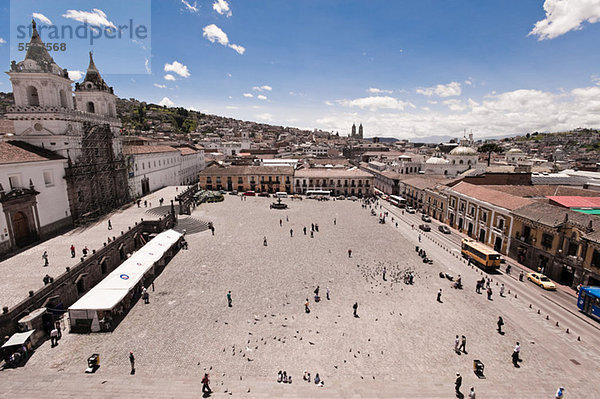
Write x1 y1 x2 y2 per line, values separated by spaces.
2 330 35 348
69 229 182 312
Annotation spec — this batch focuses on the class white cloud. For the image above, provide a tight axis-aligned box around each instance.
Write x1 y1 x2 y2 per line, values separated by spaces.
228 43 246 55
158 97 175 107
227 73 232 78
225 105 238 109
324 101 334 106
256 113 273 122
67 70 84 80
253 85 272 92
0 37 6 45
529 0 600 40
243 93 254 98
443 99 467 112
164 74 176 81
202 24 245 54
464 79 473 86
317 85 600 140
164 61 190 78
416 81 462 97
257 95 267 100
368 87 393 94
338 96 414 111
32 13 52 25
154 83 167 89
62 8 116 29
213 0 232 17
144 58 151 74
181 0 199 13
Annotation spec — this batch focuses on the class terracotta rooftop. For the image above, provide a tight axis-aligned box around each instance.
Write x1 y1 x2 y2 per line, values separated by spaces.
512 202 595 229
448 182 534 210
177 147 198 156
480 185 600 199
123 145 179 155
0 141 64 164
547 196 600 208
402 176 452 191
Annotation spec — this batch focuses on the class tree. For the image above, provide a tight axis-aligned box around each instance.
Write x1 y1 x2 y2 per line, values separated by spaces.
478 143 504 166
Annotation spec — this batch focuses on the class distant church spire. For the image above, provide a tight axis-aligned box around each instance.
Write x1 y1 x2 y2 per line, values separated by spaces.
351 123 356 138
358 123 363 139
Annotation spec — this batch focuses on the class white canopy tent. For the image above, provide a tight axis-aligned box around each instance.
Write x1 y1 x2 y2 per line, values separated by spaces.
68 229 182 332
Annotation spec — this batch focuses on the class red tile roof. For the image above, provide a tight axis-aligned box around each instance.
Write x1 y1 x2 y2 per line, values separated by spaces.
123 145 179 155
547 196 600 208
449 182 533 210
0 142 51 164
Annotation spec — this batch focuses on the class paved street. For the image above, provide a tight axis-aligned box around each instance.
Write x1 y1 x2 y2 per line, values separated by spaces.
1 194 599 398
0 187 184 311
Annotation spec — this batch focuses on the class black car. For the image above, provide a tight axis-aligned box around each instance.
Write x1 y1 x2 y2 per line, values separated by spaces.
421 215 432 223
438 225 451 234
419 224 431 232
258 192 271 197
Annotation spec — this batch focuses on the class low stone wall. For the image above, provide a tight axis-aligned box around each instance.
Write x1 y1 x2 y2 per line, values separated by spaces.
0 213 177 339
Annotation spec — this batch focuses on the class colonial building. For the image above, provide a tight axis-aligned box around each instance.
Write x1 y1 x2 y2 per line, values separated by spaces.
442 182 533 254
359 162 402 195
5 21 129 223
0 141 71 255
125 145 205 197
510 202 599 288
198 165 294 193
294 167 373 196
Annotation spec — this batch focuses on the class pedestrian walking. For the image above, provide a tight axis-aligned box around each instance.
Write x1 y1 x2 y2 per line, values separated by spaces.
500 284 505 297
314 286 320 297
437 288 443 303
70 245 76 258
519 271 524 281
305 299 310 313
326 287 330 300
310 230 314 238
514 342 521 361
348 249 352 258
50 327 58 347
280 219 283 227
290 229 293 237
286 216 289 222
144 200 147 207
455 372 462 395
459 335 467 353
315 224 319 232
333 218 336 225
108 219 112 230
151 281 155 291
303 226 307 235
512 342 521 367
555 386 565 398
42 251 49 266
129 351 135 374
227 290 232 307
137 199 141 207
82 246 89 257
487 287 493 300
468 387 476 399
142 287 149 304
353 302 359 317
454 335 460 354
382 266 387 281
264 236 268 246
418 235 421 242
311 223 315 232
497 316 504 334
201 373 212 394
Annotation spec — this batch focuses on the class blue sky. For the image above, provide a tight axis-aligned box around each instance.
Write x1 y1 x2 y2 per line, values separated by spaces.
2 0 600 139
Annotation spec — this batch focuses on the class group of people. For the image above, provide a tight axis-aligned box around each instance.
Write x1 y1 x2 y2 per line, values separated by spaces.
302 370 324 386
454 373 476 398
277 370 292 383
453 335 467 354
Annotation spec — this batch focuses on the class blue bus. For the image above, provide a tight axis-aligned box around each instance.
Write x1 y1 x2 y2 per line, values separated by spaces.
577 286 600 322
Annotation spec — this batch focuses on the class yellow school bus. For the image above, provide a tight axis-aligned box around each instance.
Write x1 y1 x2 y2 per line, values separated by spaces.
461 239 501 270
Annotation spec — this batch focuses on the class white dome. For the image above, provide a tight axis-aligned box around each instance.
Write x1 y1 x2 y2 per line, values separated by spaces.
425 156 449 164
449 146 478 156
507 148 524 154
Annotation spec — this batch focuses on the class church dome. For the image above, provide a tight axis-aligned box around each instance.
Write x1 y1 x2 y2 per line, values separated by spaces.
425 156 449 164
449 146 477 156
507 148 524 154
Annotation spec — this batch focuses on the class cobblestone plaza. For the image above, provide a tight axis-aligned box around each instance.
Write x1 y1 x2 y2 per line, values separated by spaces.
1 192 599 398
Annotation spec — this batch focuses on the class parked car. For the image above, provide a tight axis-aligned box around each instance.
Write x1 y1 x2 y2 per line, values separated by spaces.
242 191 256 196
348 196 358 201
438 225 451 234
337 196 345 200
258 192 271 197
421 215 432 223
419 224 431 232
526 272 556 290
219 190 227 194
228 190 238 195
406 207 416 214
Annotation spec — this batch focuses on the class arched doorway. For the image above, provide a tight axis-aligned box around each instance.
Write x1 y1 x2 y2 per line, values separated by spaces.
86 101 95 113
26 86 40 106
13 211 32 247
